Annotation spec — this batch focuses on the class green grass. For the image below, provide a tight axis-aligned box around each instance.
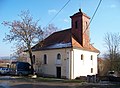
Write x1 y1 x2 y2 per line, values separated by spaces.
35 77 60 82
62 79 85 83
28 77 85 83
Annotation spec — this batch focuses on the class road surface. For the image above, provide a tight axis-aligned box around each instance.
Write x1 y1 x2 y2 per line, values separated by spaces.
0 76 120 88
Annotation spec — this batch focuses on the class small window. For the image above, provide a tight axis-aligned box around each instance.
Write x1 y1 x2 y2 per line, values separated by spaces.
43 54 47 64
57 53 61 60
85 22 88 29
32 55 35 64
91 55 93 60
75 21 78 29
91 68 93 73
81 54 84 60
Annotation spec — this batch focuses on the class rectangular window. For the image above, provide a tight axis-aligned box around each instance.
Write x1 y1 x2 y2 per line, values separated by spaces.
81 54 83 60
91 68 93 73
91 55 93 60
75 21 78 29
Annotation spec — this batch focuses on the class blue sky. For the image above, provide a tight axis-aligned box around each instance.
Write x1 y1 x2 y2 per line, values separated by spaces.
0 0 120 57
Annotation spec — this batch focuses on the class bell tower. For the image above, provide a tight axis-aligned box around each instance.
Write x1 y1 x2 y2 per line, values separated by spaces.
70 9 90 48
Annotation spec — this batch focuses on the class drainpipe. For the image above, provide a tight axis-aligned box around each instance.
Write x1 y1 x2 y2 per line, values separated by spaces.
69 50 71 79
70 49 74 79
73 49 74 79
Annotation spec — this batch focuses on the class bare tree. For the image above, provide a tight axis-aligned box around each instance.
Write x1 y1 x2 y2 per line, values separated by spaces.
2 10 43 74
99 56 111 76
43 24 59 38
104 33 120 71
12 45 27 62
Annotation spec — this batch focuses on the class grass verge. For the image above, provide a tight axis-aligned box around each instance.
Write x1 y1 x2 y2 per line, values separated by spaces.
23 76 86 83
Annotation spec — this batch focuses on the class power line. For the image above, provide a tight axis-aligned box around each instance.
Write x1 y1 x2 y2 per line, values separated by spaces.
46 0 71 26
83 0 103 34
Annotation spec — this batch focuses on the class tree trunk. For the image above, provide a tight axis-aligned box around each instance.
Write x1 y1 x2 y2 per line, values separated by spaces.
28 44 34 75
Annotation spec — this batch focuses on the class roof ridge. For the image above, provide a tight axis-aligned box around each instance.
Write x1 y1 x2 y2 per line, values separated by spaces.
52 28 71 34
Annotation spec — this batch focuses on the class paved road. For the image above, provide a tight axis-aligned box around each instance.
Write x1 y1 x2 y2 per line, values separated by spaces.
0 76 120 88
0 76 75 88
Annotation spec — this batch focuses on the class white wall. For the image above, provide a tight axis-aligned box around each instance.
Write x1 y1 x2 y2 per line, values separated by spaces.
31 48 71 78
28 48 99 79
72 48 99 79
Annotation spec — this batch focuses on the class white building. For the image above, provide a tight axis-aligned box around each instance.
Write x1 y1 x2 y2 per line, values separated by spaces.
30 9 99 79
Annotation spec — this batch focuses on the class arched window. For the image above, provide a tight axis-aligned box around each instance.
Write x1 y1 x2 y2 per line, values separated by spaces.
81 54 84 60
44 54 47 64
57 53 61 60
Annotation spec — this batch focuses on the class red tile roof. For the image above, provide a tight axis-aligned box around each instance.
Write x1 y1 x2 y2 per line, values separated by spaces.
32 29 99 53
70 9 90 19
32 29 72 50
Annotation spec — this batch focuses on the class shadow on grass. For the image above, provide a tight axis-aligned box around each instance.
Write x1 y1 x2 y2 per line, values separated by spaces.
10 84 70 88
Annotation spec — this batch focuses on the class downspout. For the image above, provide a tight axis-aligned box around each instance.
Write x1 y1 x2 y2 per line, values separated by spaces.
70 48 74 79
70 49 71 79
73 49 74 79
97 53 100 75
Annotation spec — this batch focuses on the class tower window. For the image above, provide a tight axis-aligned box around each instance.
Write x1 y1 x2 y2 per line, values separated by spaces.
85 22 88 29
75 21 78 29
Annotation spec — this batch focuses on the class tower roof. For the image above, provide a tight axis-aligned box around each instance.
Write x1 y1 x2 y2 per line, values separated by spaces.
70 9 90 19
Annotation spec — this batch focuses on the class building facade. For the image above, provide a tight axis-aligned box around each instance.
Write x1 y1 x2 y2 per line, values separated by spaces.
29 9 99 79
